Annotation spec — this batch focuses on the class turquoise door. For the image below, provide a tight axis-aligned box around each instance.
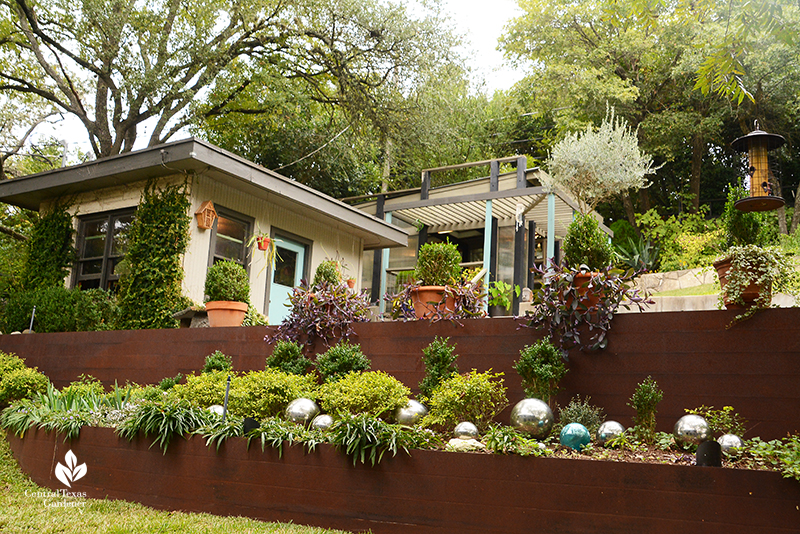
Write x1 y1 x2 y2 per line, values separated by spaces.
268 238 306 324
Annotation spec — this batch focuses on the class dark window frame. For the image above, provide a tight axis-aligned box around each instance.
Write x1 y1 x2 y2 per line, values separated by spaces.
206 206 254 272
73 207 136 291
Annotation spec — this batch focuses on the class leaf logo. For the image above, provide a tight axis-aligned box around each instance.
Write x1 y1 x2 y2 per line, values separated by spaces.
54 450 87 488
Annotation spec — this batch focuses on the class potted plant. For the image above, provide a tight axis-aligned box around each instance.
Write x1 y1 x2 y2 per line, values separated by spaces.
487 280 520 316
246 230 278 275
561 214 615 309
204 260 250 327
410 241 463 318
713 186 798 318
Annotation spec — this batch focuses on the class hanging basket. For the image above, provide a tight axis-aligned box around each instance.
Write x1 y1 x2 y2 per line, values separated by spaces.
256 236 271 251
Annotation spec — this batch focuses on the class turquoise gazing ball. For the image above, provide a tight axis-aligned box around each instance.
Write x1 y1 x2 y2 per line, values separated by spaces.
560 422 591 451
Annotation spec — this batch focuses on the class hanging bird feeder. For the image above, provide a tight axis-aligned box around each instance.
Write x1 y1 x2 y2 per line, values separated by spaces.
730 121 785 212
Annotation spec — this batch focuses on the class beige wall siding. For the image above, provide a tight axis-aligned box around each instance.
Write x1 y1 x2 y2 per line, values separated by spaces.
48 173 364 322
188 174 364 319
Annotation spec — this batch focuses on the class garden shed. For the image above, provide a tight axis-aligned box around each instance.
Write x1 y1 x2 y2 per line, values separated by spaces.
0 138 408 323
349 156 612 314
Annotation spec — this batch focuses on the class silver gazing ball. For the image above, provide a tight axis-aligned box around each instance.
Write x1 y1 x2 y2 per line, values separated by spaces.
718 433 745 453
207 404 225 416
395 400 428 425
453 421 479 440
311 414 334 431
509 398 554 439
596 420 626 446
285 398 320 425
674 414 712 445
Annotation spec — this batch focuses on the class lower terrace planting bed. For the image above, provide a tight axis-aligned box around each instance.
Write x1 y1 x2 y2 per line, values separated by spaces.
7 426 800 534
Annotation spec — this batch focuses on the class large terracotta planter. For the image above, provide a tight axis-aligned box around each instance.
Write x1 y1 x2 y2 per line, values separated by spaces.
410 286 456 319
568 272 601 311
205 300 248 327
713 257 769 309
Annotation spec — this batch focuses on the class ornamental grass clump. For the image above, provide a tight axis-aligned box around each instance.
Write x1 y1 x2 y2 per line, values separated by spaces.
422 370 508 432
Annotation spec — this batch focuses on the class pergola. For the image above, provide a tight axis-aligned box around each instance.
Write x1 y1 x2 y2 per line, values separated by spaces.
350 156 610 315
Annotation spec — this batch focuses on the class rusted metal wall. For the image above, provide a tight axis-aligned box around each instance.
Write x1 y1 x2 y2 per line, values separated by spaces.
8 427 800 534
2 308 799 439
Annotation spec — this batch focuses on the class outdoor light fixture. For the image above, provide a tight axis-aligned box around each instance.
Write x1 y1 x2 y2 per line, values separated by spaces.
731 120 786 212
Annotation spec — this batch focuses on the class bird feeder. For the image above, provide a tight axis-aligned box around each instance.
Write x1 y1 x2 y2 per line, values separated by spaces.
730 121 785 212
195 201 217 229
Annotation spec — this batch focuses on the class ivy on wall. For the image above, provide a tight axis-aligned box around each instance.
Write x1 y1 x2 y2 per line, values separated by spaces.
118 182 191 329
22 204 76 291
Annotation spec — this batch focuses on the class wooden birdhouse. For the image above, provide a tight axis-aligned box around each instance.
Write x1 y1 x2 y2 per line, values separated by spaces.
195 201 217 229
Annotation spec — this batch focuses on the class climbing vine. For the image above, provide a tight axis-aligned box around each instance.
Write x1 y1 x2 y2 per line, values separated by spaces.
117 182 191 329
22 203 76 291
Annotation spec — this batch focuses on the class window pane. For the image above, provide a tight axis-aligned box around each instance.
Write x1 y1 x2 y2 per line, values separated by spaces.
215 235 245 262
80 259 103 275
217 216 246 243
273 248 297 287
78 279 100 290
110 215 134 256
82 220 107 258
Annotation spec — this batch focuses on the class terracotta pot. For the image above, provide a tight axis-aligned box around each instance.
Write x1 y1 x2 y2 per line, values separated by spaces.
410 286 456 319
713 257 769 309
568 272 600 311
347 278 356 288
205 301 249 327
256 236 271 251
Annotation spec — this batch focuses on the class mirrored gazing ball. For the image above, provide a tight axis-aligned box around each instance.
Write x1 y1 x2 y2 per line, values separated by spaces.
718 433 745 453
285 398 320 425
674 414 712 445
560 422 591 451
510 398 554 439
596 420 626 446
453 421 479 440
311 414 334 432
207 404 225 416
395 400 428 425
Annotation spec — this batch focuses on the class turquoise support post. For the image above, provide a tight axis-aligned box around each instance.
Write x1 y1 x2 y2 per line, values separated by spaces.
379 212 392 315
546 192 555 267
482 200 492 313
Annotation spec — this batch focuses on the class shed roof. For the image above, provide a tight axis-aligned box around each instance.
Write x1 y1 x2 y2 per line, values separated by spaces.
0 138 407 250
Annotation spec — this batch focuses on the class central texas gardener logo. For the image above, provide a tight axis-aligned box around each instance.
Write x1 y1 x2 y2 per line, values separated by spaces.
55 450 87 488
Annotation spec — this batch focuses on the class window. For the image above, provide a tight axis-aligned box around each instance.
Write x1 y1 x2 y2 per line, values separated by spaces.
208 208 252 268
74 209 135 291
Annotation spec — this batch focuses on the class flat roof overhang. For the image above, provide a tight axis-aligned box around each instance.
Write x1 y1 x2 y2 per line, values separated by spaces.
0 138 408 250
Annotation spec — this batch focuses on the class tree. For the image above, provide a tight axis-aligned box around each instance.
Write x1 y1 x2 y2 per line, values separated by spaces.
544 109 657 214
0 0 457 159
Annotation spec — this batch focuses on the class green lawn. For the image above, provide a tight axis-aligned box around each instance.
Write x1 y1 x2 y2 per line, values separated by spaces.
652 283 719 297
0 433 353 534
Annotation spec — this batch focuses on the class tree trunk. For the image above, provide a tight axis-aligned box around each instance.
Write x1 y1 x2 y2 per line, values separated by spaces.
689 131 703 213
791 181 800 233
622 192 641 235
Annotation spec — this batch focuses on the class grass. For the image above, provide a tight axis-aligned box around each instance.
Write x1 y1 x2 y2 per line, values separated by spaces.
652 283 719 297
0 433 353 534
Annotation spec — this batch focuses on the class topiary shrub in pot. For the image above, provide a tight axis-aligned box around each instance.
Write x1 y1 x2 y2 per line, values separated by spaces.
204 260 250 327
410 241 463 319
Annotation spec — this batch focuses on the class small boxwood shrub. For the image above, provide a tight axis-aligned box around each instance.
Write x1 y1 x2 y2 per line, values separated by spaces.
422 370 508 431
266 340 313 375
203 350 233 374
0 367 50 406
314 340 371 383
514 338 567 403
158 373 184 391
205 260 250 303
227 369 319 419
318 371 410 418
419 336 459 401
